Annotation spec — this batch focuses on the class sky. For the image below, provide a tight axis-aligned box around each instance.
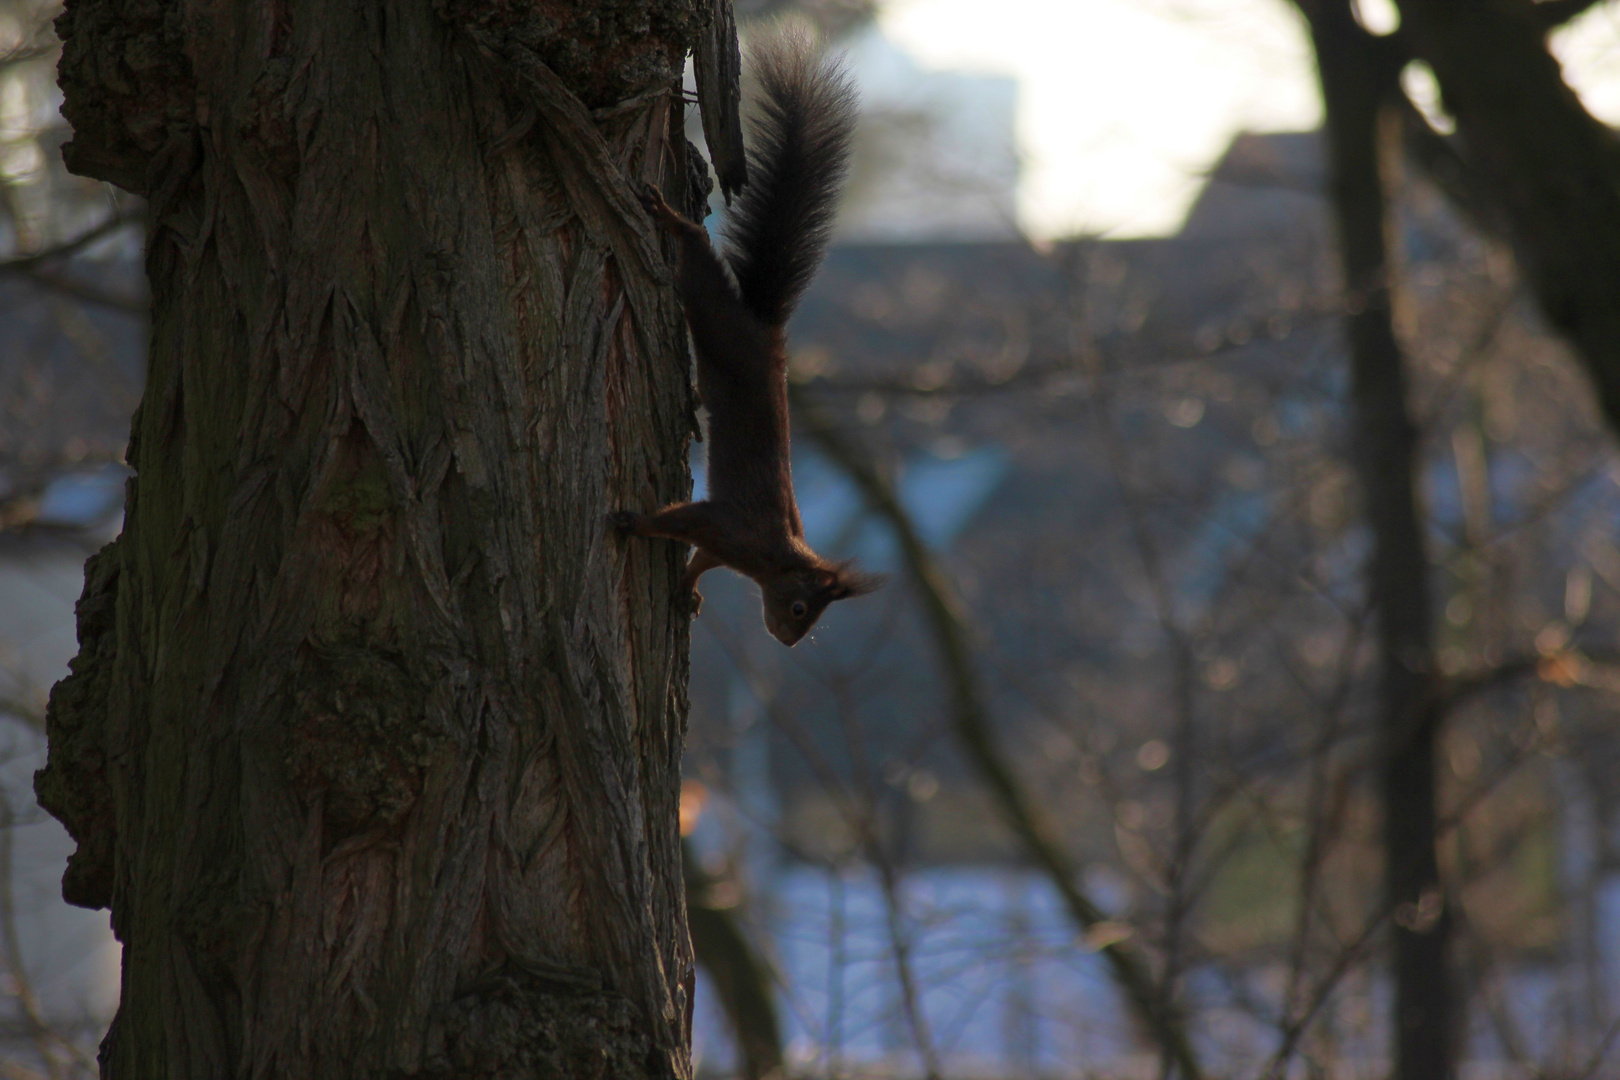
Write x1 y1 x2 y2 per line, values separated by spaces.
880 0 1620 239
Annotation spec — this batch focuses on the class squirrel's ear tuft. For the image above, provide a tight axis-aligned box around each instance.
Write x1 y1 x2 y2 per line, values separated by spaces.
833 562 886 599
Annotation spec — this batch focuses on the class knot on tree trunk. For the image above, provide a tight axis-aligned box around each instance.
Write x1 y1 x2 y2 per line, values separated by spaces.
416 963 672 1080
35 541 122 910
55 0 197 195
285 643 449 836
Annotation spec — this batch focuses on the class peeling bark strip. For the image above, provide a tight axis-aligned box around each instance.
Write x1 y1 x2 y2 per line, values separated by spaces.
35 0 712 1076
692 0 746 201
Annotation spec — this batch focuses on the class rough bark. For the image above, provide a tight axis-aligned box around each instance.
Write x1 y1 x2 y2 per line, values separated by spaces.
1392 0 1620 436
1304 4 1454 1078
33 0 711 1076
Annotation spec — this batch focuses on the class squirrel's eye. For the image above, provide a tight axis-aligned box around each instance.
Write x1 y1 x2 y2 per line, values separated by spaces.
791 601 807 618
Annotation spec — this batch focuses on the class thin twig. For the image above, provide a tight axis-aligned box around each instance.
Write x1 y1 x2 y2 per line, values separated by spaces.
20 268 146 314
0 212 141 274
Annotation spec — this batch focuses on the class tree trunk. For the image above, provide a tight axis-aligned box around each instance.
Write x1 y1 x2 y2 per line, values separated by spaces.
1304 4 1454 1078
34 1 707 1076
1392 0 1620 436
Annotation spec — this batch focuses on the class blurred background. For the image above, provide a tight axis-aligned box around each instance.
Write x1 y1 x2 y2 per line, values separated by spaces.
6 0 1620 1076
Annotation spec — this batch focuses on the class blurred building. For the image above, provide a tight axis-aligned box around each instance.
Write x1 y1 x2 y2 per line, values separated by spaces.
835 27 1020 241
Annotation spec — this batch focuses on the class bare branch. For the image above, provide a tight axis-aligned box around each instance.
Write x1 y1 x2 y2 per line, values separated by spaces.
791 386 1206 1080
0 212 141 274
18 267 147 314
1440 648 1620 711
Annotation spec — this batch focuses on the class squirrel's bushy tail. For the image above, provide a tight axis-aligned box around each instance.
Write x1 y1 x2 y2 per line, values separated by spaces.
723 34 858 328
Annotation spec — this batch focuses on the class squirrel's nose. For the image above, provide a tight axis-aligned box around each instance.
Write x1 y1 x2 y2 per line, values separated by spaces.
766 616 803 646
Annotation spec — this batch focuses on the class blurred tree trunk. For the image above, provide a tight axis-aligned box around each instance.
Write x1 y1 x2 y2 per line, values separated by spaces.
33 1 705 1076
684 840 785 1080
1303 4 1454 1078
1392 0 1620 435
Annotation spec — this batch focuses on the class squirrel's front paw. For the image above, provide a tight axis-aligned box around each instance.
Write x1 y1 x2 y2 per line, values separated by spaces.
638 183 678 227
608 510 642 535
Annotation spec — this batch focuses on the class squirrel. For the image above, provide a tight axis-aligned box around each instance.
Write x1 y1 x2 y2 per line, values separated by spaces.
612 37 883 646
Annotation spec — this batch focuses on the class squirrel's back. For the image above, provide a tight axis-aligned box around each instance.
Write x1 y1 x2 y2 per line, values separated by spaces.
723 36 858 329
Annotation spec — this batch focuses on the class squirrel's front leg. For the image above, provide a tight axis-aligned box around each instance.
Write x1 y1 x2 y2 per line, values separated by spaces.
610 503 740 614
639 184 705 238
